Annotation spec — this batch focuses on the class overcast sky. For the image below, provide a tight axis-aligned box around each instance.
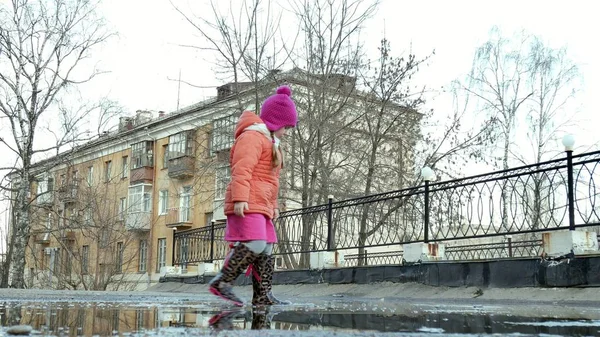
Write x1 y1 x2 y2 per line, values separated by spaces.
1 0 599 249
83 0 599 146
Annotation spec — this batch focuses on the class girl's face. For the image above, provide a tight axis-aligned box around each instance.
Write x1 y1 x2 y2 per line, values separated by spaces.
273 126 292 139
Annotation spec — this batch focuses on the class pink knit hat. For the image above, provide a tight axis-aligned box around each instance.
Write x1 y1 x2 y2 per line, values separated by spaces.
260 85 298 131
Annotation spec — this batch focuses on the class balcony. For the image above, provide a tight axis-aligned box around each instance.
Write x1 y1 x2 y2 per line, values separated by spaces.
165 207 193 230
126 211 151 231
130 166 154 185
58 183 79 203
168 156 195 180
34 232 51 245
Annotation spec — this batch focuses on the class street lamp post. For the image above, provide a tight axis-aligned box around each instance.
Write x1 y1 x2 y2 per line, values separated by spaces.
562 134 576 231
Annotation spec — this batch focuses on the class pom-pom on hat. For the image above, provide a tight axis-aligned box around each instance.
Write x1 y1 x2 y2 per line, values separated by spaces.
260 85 298 131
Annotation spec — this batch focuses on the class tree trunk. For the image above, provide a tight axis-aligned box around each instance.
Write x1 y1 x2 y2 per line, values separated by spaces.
357 145 377 266
0 208 16 288
9 173 31 288
501 128 510 232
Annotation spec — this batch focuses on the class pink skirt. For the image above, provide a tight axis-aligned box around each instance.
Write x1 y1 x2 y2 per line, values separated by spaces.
224 213 278 243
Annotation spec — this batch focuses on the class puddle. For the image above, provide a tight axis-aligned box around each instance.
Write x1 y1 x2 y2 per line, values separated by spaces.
1 301 599 336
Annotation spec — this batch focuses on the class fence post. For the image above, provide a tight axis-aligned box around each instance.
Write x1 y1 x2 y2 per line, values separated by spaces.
327 195 334 251
209 220 215 263
563 135 575 231
507 236 513 258
421 167 435 243
424 180 430 243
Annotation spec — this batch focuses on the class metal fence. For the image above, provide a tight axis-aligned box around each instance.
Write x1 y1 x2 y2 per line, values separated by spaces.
174 150 600 268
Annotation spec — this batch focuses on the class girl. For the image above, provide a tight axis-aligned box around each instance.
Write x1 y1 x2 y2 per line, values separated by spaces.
209 85 297 307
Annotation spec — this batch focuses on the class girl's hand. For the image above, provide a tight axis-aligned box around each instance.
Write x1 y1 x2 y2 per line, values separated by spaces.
234 202 249 217
273 208 280 221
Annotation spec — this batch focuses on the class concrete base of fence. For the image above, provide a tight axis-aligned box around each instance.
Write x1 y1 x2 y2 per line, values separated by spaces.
197 262 216 275
160 254 600 288
542 230 599 257
404 242 445 263
309 251 345 269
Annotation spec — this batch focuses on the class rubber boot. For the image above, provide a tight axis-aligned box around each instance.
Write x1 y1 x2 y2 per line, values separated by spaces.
209 243 257 306
208 309 244 331
251 254 291 306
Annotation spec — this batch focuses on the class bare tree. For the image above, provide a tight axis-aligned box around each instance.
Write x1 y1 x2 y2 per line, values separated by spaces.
516 37 580 232
459 27 534 231
171 0 285 110
26 162 149 291
460 27 581 233
341 39 429 264
272 0 379 268
0 0 112 288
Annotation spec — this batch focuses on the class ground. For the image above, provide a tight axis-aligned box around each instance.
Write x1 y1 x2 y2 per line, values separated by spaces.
1 283 600 336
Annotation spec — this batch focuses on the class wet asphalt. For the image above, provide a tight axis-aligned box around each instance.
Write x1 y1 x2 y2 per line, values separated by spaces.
1 286 600 336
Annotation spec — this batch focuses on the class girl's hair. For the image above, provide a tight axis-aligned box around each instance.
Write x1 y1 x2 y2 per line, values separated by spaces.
270 131 282 168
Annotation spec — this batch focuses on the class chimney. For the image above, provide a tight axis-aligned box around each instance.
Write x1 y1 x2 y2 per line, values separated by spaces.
217 84 233 101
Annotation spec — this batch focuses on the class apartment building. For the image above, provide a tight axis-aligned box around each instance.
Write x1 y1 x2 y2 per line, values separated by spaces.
22 69 420 290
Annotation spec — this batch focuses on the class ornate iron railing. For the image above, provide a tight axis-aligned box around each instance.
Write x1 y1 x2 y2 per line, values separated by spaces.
344 250 404 267
173 150 600 267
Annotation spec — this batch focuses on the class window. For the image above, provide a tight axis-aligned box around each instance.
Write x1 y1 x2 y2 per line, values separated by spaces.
162 144 169 169
84 209 92 225
131 141 154 169
205 212 213 227
127 185 152 213
82 245 89 274
68 211 78 229
87 166 94 186
156 238 166 272
116 242 123 274
58 210 64 229
211 114 236 154
136 310 145 332
112 310 120 331
65 251 72 276
45 213 53 231
121 156 129 178
215 165 231 200
99 228 109 248
179 187 191 222
168 131 194 159
158 190 168 215
36 175 54 204
119 198 127 220
104 161 112 182
139 240 147 272
54 248 61 274
206 130 213 157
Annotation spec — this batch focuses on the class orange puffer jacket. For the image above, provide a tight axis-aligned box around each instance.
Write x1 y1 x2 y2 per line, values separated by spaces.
224 111 281 219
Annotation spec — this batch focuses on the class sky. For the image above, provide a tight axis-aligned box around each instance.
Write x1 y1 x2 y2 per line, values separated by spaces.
1 0 599 249
84 0 599 147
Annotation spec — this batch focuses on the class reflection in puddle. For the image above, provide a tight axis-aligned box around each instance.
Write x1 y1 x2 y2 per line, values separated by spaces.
1 302 599 336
